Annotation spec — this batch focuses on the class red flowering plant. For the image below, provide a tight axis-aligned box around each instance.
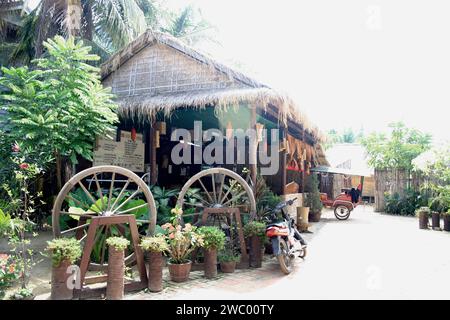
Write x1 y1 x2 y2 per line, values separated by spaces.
160 206 204 264
0 254 19 299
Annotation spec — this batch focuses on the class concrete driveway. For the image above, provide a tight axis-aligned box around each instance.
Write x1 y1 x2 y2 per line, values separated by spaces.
129 206 450 300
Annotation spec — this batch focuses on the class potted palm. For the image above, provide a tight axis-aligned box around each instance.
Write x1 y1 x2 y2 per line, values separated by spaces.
243 221 266 268
105 237 130 300
197 226 226 279
416 207 430 229
305 174 323 222
46 238 82 300
162 207 204 283
219 248 240 273
140 235 169 292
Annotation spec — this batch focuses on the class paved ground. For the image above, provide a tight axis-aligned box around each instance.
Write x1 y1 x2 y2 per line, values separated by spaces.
128 205 450 300
16 205 450 300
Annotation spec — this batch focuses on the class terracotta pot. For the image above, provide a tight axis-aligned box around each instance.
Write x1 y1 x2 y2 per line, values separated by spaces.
168 260 192 283
308 211 321 222
220 261 236 273
297 207 310 231
418 211 429 229
249 235 262 268
106 247 125 300
147 251 163 292
51 259 73 300
204 249 218 279
431 212 441 230
443 215 450 232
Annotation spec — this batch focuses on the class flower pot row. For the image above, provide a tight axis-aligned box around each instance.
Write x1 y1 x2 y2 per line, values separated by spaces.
47 207 269 300
417 207 450 231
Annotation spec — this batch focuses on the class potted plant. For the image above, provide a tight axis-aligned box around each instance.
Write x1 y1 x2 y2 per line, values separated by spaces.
304 174 323 222
161 207 204 283
105 237 130 300
218 248 240 273
444 209 450 232
46 238 82 300
197 226 226 279
243 221 266 268
140 235 168 292
416 207 430 229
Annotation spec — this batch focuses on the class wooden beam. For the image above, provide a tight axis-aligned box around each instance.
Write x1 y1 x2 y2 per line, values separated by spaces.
249 105 257 189
149 123 157 185
280 126 287 195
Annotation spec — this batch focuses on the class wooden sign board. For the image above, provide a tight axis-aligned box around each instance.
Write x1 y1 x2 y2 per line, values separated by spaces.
93 131 145 172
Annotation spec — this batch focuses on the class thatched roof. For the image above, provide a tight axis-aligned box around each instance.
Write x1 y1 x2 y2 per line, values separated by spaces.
100 29 324 142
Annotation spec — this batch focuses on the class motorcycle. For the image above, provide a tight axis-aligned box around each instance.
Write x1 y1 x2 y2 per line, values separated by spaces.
265 198 307 274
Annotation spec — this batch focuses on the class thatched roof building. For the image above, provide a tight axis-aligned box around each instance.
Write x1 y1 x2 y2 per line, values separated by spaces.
99 29 328 194
101 30 324 144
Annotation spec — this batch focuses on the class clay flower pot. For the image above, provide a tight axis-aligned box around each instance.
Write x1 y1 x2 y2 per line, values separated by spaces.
431 212 441 230
204 248 218 279
418 210 429 229
220 261 236 273
442 214 450 232
168 260 192 283
51 259 73 300
106 247 125 300
249 235 262 268
147 251 164 292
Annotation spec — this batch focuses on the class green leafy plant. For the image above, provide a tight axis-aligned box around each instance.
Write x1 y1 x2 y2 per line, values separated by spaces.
0 36 118 189
140 235 169 253
218 248 240 263
415 206 431 217
106 237 130 251
45 238 82 268
243 221 266 239
197 226 226 250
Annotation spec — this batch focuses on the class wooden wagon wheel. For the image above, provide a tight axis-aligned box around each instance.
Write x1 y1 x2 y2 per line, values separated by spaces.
176 167 256 221
52 165 157 271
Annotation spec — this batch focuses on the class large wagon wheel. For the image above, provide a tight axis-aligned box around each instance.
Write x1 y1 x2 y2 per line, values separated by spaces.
52 166 157 271
176 167 256 222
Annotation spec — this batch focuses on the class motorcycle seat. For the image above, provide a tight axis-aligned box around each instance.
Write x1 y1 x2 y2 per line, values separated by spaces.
267 222 287 228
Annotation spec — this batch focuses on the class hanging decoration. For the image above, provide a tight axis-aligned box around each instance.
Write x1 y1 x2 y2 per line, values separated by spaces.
156 121 167 135
256 123 264 142
131 128 137 142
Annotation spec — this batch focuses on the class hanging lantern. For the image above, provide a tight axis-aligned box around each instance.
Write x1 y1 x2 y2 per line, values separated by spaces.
131 128 137 142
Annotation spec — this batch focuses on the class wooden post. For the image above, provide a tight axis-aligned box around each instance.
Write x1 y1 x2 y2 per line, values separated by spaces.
149 123 157 185
249 105 257 189
301 129 306 202
280 126 287 195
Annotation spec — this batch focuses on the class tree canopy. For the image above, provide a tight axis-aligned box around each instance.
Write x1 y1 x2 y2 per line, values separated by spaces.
361 122 432 170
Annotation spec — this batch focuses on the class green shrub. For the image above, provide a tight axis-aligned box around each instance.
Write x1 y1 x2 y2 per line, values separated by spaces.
46 238 82 267
218 248 240 263
140 235 169 253
243 221 266 239
197 226 226 250
385 188 423 216
106 237 130 251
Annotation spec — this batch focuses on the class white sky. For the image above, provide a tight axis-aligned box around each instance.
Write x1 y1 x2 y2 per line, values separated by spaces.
27 0 450 144
165 0 450 144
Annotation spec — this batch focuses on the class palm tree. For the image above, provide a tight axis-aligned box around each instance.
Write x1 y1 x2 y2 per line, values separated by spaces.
33 0 147 56
6 0 216 65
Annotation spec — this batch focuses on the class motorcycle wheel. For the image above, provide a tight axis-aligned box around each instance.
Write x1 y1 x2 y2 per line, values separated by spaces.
277 238 294 275
299 247 307 259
